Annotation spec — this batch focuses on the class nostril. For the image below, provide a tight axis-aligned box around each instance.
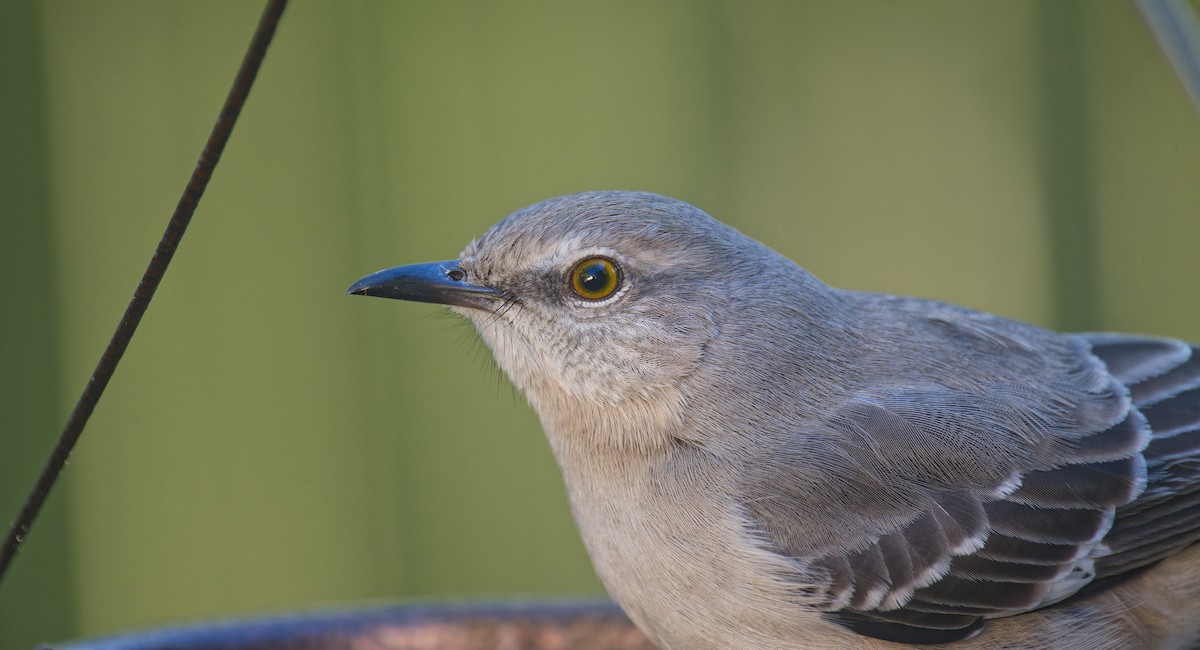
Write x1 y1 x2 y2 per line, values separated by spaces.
447 268 465 282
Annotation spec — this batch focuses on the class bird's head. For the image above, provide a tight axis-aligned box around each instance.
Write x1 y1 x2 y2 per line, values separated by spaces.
348 191 782 451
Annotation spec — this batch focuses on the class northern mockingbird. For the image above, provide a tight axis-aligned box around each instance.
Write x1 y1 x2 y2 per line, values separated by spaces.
348 191 1200 649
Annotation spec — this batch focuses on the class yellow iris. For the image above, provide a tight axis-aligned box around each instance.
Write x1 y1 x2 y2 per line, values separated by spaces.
571 257 620 300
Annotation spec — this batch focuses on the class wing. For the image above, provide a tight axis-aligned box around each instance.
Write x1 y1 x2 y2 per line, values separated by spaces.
741 328 1200 645
1088 335 1200 577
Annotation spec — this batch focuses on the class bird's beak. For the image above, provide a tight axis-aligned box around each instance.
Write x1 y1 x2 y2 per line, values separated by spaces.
346 260 501 311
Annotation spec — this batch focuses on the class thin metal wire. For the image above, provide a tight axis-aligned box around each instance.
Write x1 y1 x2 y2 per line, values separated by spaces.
0 0 290 585
1137 0 1200 112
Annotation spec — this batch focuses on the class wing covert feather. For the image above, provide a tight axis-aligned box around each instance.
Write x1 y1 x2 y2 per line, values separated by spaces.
741 332 1200 643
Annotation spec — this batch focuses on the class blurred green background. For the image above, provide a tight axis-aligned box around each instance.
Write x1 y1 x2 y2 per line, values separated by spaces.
2 1 1198 647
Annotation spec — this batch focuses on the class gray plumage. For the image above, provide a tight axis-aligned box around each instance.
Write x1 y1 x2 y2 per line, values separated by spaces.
348 191 1200 649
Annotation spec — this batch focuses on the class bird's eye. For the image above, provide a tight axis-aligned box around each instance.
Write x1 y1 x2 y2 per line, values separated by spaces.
570 257 621 301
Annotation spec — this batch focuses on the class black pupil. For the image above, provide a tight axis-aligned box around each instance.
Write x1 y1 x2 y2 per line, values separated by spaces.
580 262 610 293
